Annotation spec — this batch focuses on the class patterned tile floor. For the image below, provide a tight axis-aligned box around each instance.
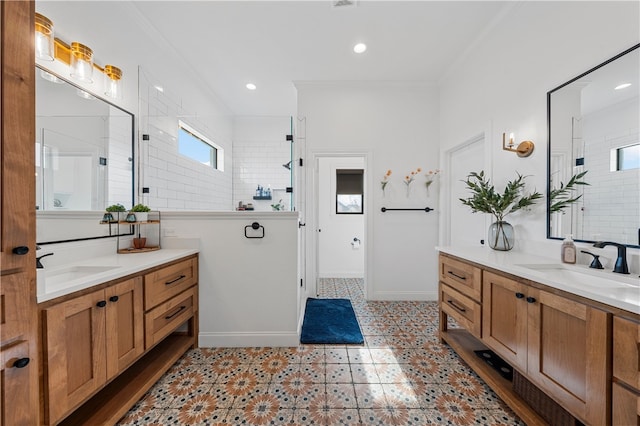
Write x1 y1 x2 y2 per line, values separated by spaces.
118 278 524 425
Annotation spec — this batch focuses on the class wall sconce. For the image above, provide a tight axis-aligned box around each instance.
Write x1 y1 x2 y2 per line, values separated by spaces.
502 132 535 158
35 12 123 98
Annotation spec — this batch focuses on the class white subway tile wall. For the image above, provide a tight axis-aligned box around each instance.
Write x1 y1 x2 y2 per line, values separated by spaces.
232 117 292 212
138 69 233 210
582 129 639 245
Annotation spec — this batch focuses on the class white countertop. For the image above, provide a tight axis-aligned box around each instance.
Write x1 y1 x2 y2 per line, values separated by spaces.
37 248 199 303
437 246 640 314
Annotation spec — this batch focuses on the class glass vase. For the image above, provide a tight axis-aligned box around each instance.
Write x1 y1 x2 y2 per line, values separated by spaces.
488 221 514 251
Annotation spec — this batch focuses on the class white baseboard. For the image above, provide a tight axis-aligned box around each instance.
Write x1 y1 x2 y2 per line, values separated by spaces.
198 331 299 348
371 290 438 301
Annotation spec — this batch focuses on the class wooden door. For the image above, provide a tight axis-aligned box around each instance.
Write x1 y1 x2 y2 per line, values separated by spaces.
0 1 38 424
481 271 528 371
43 290 108 424
105 277 144 379
527 290 610 426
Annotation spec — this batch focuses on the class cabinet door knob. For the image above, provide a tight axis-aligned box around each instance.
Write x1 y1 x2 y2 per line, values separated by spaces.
526 296 536 304
109 295 119 302
515 292 525 299
96 300 107 308
12 246 29 255
13 357 30 368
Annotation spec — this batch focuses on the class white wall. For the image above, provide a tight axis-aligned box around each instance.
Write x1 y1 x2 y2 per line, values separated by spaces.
297 83 440 300
438 1 640 270
233 116 292 211
160 212 301 347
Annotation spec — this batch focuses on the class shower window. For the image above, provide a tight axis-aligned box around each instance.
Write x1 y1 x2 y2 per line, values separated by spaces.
178 120 223 170
336 169 363 214
611 143 639 171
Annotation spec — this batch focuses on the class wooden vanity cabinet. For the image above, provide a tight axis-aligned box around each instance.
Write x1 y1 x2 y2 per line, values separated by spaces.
43 278 144 424
41 254 198 426
482 270 610 425
440 253 615 426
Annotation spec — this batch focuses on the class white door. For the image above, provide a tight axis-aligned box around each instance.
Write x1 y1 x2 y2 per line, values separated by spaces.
445 135 488 246
317 157 365 278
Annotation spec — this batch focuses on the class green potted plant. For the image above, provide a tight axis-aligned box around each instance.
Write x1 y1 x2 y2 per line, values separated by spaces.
460 171 542 251
103 203 126 222
128 203 151 223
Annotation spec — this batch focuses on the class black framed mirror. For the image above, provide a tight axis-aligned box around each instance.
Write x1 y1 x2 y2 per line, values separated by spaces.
547 44 639 248
36 65 135 244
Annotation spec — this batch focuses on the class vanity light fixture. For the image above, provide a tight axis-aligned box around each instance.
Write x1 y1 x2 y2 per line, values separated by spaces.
615 83 631 90
353 43 367 53
246 83 257 90
502 132 535 158
34 12 123 98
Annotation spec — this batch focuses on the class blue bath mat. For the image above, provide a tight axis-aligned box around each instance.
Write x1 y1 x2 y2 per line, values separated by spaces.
300 298 364 344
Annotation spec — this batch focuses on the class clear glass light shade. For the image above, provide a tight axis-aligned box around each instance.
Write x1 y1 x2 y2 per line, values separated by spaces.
103 65 122 99
70 42 93 83
76 88 96 100
35 13 54 61
40 69 63 84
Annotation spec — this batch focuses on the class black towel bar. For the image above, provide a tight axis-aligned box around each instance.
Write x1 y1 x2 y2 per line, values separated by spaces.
381 207 433 213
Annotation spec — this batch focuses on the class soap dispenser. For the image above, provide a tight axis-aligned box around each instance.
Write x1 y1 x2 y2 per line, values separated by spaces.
561 234 577 264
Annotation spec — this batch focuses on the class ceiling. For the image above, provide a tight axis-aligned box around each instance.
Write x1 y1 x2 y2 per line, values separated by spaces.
36 1 510 117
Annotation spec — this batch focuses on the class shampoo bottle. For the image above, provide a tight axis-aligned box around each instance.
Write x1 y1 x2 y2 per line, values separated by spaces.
561 234 577 264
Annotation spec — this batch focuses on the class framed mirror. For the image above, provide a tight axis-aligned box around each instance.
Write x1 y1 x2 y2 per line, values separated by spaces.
36 65 135 244
547 44 639 248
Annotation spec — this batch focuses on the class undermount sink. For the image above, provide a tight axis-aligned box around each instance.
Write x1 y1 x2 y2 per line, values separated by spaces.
515 263 639 291
44 265 120 288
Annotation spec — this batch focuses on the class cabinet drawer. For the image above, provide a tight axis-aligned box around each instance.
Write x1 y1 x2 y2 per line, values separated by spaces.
440 282 481 338
439 255 481 302
612 382 640 425
613 316 640 389
144 257 197 310
145 287 197 348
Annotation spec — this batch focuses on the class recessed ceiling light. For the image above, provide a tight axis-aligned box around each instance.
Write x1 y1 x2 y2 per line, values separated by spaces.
353 43 367 54
615 83 631 90
154 85 164 93
246 83 257 90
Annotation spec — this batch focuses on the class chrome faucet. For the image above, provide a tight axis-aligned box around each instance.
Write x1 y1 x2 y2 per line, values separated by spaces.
36 252 54 269
592 242 629 274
